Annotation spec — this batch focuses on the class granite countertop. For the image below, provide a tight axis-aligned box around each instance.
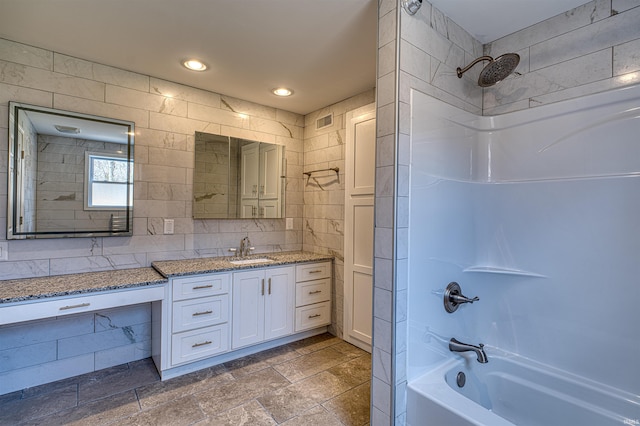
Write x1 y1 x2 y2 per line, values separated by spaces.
152 251 334 278
0 267 167 304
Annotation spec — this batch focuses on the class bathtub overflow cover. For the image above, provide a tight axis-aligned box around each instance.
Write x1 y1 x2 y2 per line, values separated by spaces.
456 371 466 388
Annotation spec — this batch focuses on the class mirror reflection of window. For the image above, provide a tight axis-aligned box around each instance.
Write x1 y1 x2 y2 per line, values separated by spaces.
85 153 133 209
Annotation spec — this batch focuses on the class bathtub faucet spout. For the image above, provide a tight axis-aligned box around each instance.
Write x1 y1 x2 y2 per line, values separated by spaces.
449 338 488 363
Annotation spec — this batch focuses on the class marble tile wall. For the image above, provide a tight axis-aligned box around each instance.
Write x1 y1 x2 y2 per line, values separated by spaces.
0 37 305 280
484 0 640 114
302 89 376 338
0 304 151 394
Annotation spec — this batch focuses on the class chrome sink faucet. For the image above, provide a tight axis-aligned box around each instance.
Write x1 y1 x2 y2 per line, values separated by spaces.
449 338 488 363
239 236 253 257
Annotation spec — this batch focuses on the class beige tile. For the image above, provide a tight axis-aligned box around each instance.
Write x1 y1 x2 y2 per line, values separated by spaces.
288 333 341 355
136 365 233 410
258 370 354 422
224 345 301 378
279 405 344 426
323 382 371 426
330 341 369 358
327 353 372 388
273 346 361 382
118 395 205 426
254 344 302 366
223 355 271 379
0 384 77 425
195 368 290 415
78 359 159 404
0 390 22 405
196 400 276 426
21 390 140 426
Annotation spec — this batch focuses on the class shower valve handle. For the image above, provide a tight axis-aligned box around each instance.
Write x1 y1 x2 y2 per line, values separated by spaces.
444 282 479 313
449 294 479 304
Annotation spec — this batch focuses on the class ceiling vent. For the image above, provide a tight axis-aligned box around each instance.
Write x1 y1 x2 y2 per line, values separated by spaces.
316 113 333 130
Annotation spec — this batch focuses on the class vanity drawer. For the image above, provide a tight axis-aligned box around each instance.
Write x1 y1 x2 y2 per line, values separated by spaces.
295 301 331 332
172 273 230 301
295 278 331 307
172 295 229 333
171 324 229 366
295 262 331 282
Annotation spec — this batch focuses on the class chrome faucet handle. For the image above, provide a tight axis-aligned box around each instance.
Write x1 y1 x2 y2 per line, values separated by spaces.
450 294 479 304
444 282 479 313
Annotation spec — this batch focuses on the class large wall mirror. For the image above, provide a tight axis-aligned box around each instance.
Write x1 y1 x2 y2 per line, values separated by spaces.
193 132 285 219
7 102 135 239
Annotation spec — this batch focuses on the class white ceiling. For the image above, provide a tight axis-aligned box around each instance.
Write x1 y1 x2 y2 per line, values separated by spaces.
0 0 591 116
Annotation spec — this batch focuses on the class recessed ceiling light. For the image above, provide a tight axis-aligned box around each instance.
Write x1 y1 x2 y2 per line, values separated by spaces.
183 59 208 71
272 87 293 97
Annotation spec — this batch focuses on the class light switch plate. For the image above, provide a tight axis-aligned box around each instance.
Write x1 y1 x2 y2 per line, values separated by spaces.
286 218 293 230
163 219 175 235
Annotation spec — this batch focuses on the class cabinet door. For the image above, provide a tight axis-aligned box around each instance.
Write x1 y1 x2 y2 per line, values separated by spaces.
232 270 265 349
240 199 259 218
259 144 282 199
264 266 295 340
240 142 260 199
259 199 280 218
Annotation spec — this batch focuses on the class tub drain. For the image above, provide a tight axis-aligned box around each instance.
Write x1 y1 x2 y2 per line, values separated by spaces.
456 371 466 388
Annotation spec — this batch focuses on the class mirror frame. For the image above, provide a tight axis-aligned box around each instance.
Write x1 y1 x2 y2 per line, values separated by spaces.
7 102 135 239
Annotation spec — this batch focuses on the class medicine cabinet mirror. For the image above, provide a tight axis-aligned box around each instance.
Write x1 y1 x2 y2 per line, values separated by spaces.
7 102 135 239
193 132 285 219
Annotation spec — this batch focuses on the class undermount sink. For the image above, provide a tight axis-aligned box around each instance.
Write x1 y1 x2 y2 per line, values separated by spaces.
229 258 274 265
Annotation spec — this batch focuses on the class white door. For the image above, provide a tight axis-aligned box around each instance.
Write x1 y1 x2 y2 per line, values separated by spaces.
232 270 265 349
264 266 295 340
344 103 376 352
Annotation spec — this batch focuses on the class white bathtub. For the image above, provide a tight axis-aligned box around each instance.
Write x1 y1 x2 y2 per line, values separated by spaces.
407 353 640 426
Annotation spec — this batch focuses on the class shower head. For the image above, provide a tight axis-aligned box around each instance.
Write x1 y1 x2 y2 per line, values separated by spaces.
401 0 422 15
456 53 520 87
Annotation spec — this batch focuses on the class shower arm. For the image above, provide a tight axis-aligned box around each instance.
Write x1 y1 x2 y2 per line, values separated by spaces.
456 56 493 78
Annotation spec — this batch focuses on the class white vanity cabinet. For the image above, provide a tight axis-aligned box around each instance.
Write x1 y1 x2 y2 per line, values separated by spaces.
232 266 295 349
169 273 231 366
295 262 332 332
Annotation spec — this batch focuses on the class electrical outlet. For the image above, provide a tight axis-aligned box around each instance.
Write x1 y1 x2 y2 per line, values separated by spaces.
163 219 175 235
0 242 8 261
286 218 293 230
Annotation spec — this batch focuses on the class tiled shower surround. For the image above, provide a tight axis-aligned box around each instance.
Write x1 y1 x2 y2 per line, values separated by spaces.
0 36 373 391
375 0 640 424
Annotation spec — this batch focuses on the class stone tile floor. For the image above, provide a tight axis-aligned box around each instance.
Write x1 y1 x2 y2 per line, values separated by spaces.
0 333 371 426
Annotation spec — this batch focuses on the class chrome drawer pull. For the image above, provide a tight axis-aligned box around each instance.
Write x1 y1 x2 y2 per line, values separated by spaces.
193 284 213 290
192 341 212 348
308 270 322 274
309 290 322 294
59 303 90 311
192 310 213 316
308 314 321 319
